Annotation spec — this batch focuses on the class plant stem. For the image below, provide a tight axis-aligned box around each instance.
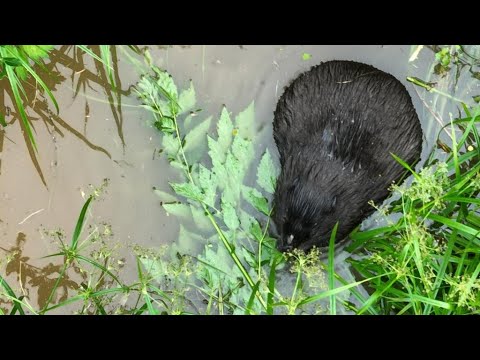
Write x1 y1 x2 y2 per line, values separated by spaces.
170 109 268 311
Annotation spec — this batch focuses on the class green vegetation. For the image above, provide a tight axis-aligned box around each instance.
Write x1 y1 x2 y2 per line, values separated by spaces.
0 45 122 186
1 45 480 314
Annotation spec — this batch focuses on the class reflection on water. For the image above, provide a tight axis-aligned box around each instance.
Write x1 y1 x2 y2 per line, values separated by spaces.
1 45 479 313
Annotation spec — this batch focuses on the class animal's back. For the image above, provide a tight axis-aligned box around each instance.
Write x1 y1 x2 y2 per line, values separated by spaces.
272 60 423 250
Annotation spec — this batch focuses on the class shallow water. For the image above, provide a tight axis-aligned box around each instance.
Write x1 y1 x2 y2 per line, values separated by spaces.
1 45 478 313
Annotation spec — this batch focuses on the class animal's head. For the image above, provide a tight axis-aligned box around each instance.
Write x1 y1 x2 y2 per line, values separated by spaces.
272 175 338 252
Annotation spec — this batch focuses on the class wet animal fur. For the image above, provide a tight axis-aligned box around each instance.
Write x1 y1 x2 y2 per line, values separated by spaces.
272 60 423 252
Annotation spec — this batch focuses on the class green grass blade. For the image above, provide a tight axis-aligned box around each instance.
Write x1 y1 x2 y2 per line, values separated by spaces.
76 254 122 285
0 112 7 127
299 273 391 306
4 47 59 114
100 45 116 90
4 65 37 151
427 214 480 243
390 152 421 180
77 45 113 70
71 196 93 251
245 281 261 315
41 263 68 314
0 274 25 315
411 294 452 309
357 276 398 315
443 196 480 206
267 256 280 315
328 222 339 315
42 295 85 313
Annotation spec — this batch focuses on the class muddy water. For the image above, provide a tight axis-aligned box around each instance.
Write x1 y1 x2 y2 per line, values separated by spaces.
0 45 476 313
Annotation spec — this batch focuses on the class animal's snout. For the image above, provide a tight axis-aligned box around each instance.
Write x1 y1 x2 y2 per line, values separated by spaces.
278 234 295 252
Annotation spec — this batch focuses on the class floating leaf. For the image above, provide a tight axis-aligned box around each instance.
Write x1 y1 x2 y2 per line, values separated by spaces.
197 164 217 208
175 224 206 255
239 209 255 234
162 133 180 157
191 204 211 231
217 107 234 160
257 149 279 194
170 182 204 202
178 81 196 115
222 200 240 231
183 116 212 162
162 203 191 219
235 101 255 140
208 136 228 189
154 189 178 203
231 135 254 173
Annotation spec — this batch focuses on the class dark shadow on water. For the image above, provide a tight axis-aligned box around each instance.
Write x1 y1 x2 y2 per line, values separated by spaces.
0 232 81 311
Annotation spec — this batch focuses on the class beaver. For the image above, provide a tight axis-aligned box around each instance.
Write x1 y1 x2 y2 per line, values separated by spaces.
272 60 423 252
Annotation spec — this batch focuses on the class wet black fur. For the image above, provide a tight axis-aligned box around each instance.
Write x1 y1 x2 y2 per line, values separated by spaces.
272 60 423 252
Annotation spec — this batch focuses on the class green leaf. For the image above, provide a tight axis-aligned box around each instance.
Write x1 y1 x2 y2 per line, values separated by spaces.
190 204 211 231
242 185 270 215
153 189 178 203
302 53 312 61
3 46 59 114
21 45 54 61
15 66 27 81
241 246 257 267
250 220 263 242
197 164 217 208
77 45 113 71
208 136 228 188
72 196 93 251
222 201 240 230
154 68 178 100
3 57 22 66
183 116 212 162
235 101 255 140
427 214 480 244
162 133 180 156
0 113 7 127
217 106 234 160
231 135 254 172
0 274 25 315
239 209 255 233
175 224 206 255
257 149 279 194
3 62 37 151
245 281 261 315
178 81 196 115
170 182 204 202
328 222 339 315
162 203 191 219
